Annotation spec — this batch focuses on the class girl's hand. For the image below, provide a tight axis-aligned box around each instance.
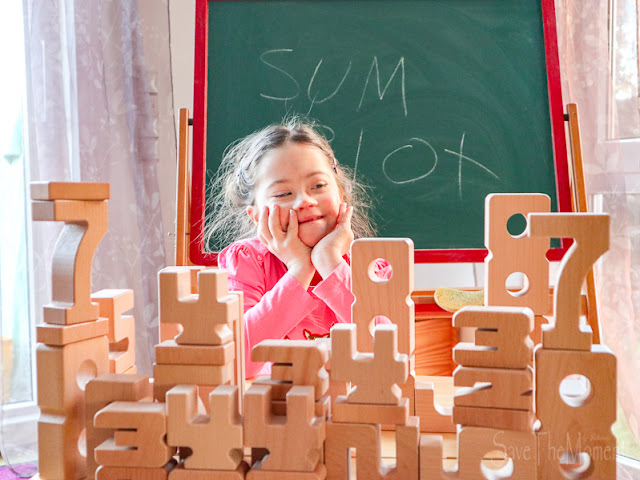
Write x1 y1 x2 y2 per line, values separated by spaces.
311 203 354 278
257 205 315 287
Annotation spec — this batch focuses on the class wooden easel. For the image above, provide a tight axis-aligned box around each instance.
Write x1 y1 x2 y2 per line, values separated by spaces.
175 108 192 267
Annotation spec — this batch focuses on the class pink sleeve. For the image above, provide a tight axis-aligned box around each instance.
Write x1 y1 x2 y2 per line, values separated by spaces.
219 244 317 378
312 260 354 324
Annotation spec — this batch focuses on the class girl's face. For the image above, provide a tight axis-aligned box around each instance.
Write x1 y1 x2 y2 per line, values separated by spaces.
247 142 343 247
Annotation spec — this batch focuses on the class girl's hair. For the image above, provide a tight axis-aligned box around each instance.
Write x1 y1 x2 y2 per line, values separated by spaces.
204 116 376 250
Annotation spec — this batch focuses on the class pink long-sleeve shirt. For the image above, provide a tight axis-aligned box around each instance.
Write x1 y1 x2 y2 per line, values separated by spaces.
218 237 357 378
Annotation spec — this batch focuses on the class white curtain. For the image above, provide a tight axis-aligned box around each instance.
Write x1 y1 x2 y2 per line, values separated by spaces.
23 0 176 377
555 0 640 459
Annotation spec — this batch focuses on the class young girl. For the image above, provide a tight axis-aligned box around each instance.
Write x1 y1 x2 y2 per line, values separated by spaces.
205 117 380 378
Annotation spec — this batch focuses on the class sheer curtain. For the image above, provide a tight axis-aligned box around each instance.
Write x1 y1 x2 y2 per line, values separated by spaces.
555 0 640 457
23 0 176 377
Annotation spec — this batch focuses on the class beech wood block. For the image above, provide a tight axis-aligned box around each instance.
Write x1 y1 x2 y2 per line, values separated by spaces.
91 289 134 341
108 314 135 373
351 238 415 356
332 396 409 425
86 374 152 480
452 405 536 431
247 464 326 480
401 370 416 415
331 323 408 405
169 462 249 479
484 193 550 314
535 344 616 478
36 335 109 480
453 365 533 410
457 426 537 480
244 385 325 472
252 377 294 401
153 362 234 390
419 435 454 480
159 267 238 345
414 381 455 433
31 181 110 200
453 306 533 369
271 394 330 418
166 385 243 470
36 317 109 346
252 339 329 399
231 291 245 412
32 199 108 325
529 213 609 350
156 339 236 366
94 401 175 467
97 460 177 480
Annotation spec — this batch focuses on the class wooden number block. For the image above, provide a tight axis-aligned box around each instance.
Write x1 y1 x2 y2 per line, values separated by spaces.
94 401 176 468
252 376 293 401
159 267 238 345
97 460 177 480
453 306 533 369
244 385 325 472
535 345 616 479
91 289 134 341
36 317 109 346
166 385 243 470
86 374 152 480
484 194 550 314
326 418 418 479
169 462 249 480
415 380 456 433
230 291 245 412
419 435 457 480
453 366 533 410
457 426 537 479
153 362 234 401
332 396 409 425
37 335 109 480
252 339 330 400
107 315 135 373
452 405 536 431
529 213 609 350
331 323 408 405
247 464 326 480
31 181 110 201
156 340 236 366
271 395 330 418
351 238 415 356
31 198 108 325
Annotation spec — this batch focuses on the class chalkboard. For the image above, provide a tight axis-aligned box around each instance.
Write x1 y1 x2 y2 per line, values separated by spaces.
190 0 571 265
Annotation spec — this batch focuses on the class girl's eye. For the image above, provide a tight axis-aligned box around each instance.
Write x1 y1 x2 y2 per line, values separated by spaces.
313 183 327 189
274 192 291 198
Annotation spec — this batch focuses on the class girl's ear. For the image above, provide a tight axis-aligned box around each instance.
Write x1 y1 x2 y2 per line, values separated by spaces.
247 205 259 225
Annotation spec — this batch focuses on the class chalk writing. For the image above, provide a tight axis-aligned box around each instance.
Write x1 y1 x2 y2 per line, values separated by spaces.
382 138 438 185
357 56 407 117
259 49 300 101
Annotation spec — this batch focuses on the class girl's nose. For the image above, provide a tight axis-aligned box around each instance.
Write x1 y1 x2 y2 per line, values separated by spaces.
294 191 317 209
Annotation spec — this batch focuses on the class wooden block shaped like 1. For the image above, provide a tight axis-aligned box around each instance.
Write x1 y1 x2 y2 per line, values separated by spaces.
529 213 609 350
351 238 415 355
244 384 325 472
31 195 108 325
92 289 136 373
453 306 533 369
166 384 243 471
252 339 330 400
484 193 550 314
159 267 238 345
94 401 176 468
331 323 408 405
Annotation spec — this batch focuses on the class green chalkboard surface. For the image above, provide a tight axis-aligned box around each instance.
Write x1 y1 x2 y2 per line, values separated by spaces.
190 0 570 264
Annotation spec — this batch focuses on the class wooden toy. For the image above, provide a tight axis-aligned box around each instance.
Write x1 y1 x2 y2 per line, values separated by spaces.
231 290 246 411
244 384 325 472
529 213 609 350
169 462 249 480
414 380 456 433
31 193 109 325
36 335 109 480
453 366 533 410
31 181 110 201
535 344 616 479
156 339 235 365
332 396 409 425
85 374 153 480
97 461 177 480
159 267 238 345
453 306 533 369
452 405 536 432
36 317 108 346
166 384 244 471
325 417 419 479
94 401 176 467
153 363 235 400
252 339 330 400
331 324 408 405
351 238 415 356
484 194 550 313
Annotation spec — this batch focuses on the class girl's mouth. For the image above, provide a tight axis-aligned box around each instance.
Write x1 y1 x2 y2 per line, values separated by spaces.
299 216 323 224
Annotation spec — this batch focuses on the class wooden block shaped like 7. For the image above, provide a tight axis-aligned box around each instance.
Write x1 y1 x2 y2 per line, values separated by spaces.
351 238 415 355
31 197 108 325
159 267 239 345
529 213 609 350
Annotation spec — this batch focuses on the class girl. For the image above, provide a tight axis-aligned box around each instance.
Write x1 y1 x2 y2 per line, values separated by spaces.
205 117 381 378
